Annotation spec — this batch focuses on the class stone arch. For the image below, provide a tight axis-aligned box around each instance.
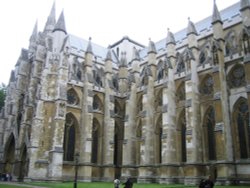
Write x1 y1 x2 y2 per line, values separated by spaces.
3 133 16 175
232 97 250 159
18 143 29 181
63 113 79 161
202 106 216 161
227 64 246 89
176 109 186 162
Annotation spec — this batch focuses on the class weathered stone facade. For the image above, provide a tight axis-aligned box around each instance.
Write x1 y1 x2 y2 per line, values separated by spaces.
0 0 250 185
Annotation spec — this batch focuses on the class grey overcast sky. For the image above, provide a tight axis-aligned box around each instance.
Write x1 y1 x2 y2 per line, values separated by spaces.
0 0 239 85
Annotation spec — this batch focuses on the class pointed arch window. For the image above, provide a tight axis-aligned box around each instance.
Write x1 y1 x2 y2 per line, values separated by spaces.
63 114 76 161
235 100 250 159
93 95 103 112
205 107 216 160
91 118 99 164
157 60 164 81
243 32 250 54
176 82 186 102
200 75 214 95
154 89 163 111
176 53 185 73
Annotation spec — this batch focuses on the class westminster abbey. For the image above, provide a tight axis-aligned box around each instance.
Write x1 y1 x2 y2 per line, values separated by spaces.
0 0 250 185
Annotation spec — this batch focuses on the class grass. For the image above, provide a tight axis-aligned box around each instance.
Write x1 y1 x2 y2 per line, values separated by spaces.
0 182 250 188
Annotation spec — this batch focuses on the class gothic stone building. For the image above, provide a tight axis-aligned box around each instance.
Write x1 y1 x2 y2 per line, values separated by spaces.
0 0 250 185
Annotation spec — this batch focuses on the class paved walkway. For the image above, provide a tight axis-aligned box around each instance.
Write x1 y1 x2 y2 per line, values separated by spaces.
0 181 48 188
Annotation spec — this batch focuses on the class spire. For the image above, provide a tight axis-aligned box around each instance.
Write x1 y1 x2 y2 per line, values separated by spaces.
240 0 250 11
53 10 67 34
148 38 156 54
105 46 112 61
187 18 198 36
212 0 222 24
86 37 93 54
30 20 38 42
132 46 140 61
44 1 56 33
166 28 176 45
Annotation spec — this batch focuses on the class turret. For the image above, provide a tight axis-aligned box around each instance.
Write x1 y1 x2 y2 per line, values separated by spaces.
147 38 157 79
212 0 223 40
85 37 93 67
43 2 56 34
187 18 198 48
29 21 38 50
52 10 67 53
105 46 113 74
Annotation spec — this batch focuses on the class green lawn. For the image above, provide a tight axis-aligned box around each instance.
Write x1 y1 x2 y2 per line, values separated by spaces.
0 182 250 188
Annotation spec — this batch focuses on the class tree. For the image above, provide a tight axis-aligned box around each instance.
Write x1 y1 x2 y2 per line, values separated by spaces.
0 83 7 111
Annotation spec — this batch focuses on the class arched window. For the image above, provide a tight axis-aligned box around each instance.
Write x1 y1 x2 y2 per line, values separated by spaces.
176 53 185 73
200 75 214 95
154 89 163 111
234 99 250 159
243 32 250 54
205 107 216 160
67 89 79 105
93 95 102 111
91 118 99 164
228 65 246 89
63 113 76 161
157 60 164 81
176 82 186 102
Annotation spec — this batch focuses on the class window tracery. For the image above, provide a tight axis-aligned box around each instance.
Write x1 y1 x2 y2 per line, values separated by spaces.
228 65 246 88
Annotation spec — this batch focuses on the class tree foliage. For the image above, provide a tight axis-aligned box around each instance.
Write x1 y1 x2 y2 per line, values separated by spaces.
0 83 7 111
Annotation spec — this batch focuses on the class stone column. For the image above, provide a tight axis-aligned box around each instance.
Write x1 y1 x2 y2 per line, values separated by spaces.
78 50 94 181
102 52 115 180
160 57 177 184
